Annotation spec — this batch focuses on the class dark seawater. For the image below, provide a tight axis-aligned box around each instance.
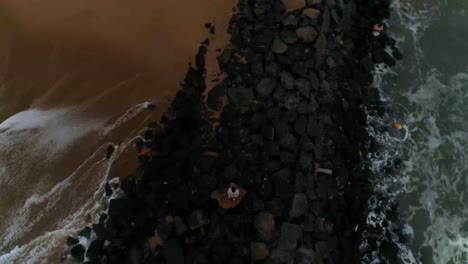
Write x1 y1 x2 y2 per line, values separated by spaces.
366 0 468 263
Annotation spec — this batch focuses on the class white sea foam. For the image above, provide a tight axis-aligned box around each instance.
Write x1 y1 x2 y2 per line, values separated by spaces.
0 143 107 251
0 108 104 155
365 3 468 260
0 103 150 262
101 102 149 136
0 136 143 263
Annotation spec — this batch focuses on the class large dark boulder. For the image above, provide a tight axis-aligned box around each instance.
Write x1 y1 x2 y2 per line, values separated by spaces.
108 198 133 217
70 244 86 262
227 86 254 107
256 78 275 97
86 239 105 261
163 239 185 264
296 26 318 43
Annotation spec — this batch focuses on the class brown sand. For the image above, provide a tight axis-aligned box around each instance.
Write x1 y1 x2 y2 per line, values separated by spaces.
0 0 304 261
0 0 235 260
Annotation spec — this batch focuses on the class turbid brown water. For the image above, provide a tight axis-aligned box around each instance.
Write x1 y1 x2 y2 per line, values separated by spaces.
0 0 301 262
0 0 235 262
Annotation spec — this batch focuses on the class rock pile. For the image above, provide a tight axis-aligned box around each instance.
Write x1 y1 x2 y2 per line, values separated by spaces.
67 0 400 263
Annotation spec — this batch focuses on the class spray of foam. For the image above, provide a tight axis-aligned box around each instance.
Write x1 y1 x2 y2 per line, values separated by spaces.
0 102 152 262
0 133 143 262
0 108 104 155
101 102 150 136
0 143 109 251
364 1 468 263
401 69 468 263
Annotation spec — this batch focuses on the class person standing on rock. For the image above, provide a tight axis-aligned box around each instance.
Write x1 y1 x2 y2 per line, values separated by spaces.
227 186 240 201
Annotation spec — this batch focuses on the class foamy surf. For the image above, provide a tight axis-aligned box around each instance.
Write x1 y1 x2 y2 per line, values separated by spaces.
0 136 144 263
0 108 104 155
0 103 152 263
363 1 468 263
101 102 151 136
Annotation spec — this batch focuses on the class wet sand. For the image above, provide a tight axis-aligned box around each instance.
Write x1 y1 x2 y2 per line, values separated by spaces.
0 0 235 261
0 0 236 119
0 0 302 261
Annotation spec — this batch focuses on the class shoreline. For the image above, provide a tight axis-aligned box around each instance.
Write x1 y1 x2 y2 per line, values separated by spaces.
67 0 400 263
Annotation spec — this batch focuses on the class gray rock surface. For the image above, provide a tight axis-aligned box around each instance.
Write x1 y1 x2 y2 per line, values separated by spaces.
256 78 275 97
251 242 269 261
296 26 318 43
280 71 294 90
254 211 275 240
302 8 321 21
227 86 253 107
290 193 308 217
279 223 300 250
295 78 312 98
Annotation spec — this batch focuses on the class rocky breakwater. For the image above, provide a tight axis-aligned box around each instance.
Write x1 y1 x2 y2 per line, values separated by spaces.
67 0 399 263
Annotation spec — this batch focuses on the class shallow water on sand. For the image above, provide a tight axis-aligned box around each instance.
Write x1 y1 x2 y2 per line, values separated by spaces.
0 0 305 262
0 0 235 262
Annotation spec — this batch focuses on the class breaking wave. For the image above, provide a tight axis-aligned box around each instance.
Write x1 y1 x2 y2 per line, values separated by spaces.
364 1 468 263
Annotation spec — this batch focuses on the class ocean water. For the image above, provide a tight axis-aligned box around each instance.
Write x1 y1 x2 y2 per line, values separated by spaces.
366 0 468 263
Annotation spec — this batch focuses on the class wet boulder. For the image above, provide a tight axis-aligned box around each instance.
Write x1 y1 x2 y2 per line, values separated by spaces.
271 38 288 54
173 216 188 236
256 78 275 97
262 125 275 140
227 86 253 107
295 78 312 98
86 239 105 262
283 14 299 27
108 198 133 217
294 116 307 135
67 236 79 246
254 29 275 53
302 8 321 24
273 120 291 137
93 222 111 241
279 133 297 149
280 30 299 44
265 63 280 76
290 193 308 218
280 71 294 90
296 26 318 43
106 145 115 159
314 34 328 54
283 94 301 110
251 242 270 261
307 0 322 6
298 247 317 263
254 211 276 240
70 244 86 262
162 239 185 264
78 226 92 240
253 0 271 16
321 7 331 32
188 210 210 230
315 241 330 259
279 223 300 250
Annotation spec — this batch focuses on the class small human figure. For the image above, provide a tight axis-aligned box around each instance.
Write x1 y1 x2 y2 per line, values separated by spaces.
227 186 240 201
